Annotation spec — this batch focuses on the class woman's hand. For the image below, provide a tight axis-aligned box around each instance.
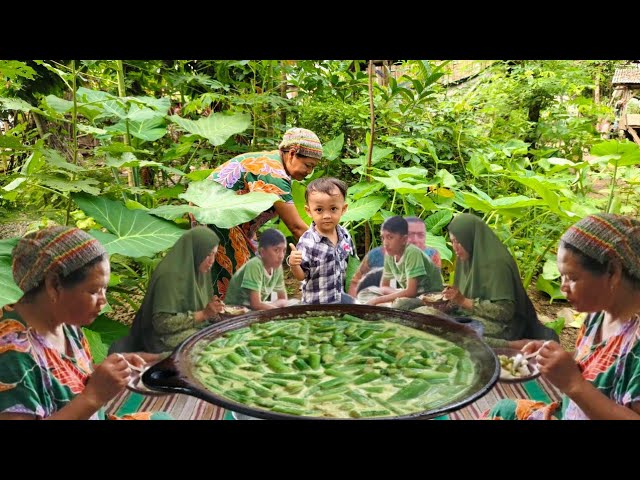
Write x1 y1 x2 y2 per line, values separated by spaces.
535 341 584 394
204 295 225 318
442 286 465 305
83 353 130 408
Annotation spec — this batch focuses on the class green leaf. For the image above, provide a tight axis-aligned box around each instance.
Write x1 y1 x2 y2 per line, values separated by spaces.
0 61 36 81
76 124 108 136
72 193 185 258
0 238 18 257
542 257 560 280
81 328 108 364
461 192 493 213
41 178 101 196
129 95 170 113
426 233 452 263
492 196 545 209
107 107 167 142
43 95 73 114
345 254 361 292
0 256 23 307
105 152 162 169
169 112 251 146
387 167 430 179
86 315 130 347
544 317 565 336
185 169 215 181
46 149 85 172
467 153 487 177
536 276 566 303
2 177 27 192
0 135 26 149
323 133 344 161
150 180 279 229
425 210 452 235
347 181 384 200
510 175 563 216
341 196 387 223
0 97 36 112
156 185 185 200
435 169 457 187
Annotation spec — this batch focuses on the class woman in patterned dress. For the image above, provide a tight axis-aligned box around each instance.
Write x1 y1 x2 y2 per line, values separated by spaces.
0 226 170 420
198 127 323 299
484 213 640 420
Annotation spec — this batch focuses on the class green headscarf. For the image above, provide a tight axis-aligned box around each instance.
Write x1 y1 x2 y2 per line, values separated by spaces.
128 227 219 351
448 213 543 340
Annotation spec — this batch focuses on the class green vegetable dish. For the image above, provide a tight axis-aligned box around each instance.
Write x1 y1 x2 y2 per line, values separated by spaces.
191 314 476 418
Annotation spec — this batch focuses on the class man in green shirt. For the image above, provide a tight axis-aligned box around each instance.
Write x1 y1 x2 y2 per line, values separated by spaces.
357 216 442 309
225 229 297 310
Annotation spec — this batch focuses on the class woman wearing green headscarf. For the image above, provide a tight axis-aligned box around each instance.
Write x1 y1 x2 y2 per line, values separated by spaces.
443 213 557 348
111 227 224 354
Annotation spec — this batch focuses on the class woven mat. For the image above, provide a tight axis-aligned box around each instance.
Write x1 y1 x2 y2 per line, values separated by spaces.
105 375 562 420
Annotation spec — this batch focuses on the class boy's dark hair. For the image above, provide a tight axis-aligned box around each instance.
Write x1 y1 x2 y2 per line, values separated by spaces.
381 216 408 236
405 216 424 226
304 177 347 203
259 228 286 249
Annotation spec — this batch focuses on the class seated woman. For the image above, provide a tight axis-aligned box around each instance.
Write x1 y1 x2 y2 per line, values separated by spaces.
485 213 640 420
0 226 170 420
440 213 557 347
224 229 298 310
111 226 224 355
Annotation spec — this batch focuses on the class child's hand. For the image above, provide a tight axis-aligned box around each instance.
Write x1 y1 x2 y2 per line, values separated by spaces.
288 243 303 267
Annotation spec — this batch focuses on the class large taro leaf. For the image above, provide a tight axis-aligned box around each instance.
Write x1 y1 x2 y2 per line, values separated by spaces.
149 180 280 229
591 140 640 166
72 193 184 258
341 196 386 223
0 237 19 257
426 233 452 263
425 210 452 235
169 112 251 146
106 107 167 142
0 254 22 307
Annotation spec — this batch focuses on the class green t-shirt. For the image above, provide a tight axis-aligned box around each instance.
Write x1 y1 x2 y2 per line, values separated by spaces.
382 243 443 294
224 256 286 307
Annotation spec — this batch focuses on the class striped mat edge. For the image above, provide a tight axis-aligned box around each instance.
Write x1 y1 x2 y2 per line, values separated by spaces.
106 375 561 421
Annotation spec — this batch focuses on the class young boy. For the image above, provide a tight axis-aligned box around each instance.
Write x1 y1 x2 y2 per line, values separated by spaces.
357 215 442 309
348 215 442 296
224 229 295 310
288 177 357 304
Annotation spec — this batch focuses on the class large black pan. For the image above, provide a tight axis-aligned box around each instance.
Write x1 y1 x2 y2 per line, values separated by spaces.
143 304 499 420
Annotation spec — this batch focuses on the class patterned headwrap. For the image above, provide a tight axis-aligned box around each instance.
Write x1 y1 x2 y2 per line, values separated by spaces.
12 226 107 293
560 213 640 280
278 127 323 159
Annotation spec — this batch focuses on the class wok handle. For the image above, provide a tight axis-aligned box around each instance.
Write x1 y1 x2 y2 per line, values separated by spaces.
141 355 193 394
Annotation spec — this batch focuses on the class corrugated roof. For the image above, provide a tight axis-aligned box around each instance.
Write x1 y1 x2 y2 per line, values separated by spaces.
612 66 640 85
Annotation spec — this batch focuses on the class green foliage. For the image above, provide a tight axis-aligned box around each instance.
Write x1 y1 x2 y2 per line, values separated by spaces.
72 193 185 258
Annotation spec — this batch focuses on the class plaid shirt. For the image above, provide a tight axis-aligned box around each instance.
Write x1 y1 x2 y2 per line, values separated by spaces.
297 223 356 304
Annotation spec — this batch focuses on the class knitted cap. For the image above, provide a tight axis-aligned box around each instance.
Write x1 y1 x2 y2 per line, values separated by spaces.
278 128 323 159
12 226 107 293
560 213 640 280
